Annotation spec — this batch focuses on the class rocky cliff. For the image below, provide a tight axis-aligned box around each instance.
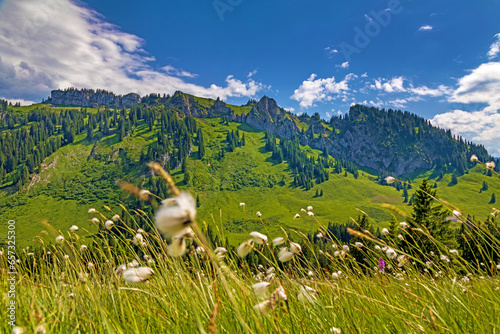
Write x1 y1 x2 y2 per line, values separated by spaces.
49 88 140 108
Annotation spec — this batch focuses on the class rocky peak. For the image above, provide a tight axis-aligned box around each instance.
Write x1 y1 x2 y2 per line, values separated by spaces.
49 88 140 108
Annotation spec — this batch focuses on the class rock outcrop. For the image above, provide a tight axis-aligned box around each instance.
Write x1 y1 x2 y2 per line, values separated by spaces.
49 88 140 108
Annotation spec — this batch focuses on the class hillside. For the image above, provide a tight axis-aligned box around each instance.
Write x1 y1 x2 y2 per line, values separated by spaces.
0 92 499 248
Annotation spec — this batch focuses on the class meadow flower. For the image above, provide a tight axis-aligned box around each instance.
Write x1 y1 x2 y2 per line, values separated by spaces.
374 245 381 250
132 233 144 246
485 161 496 169
69 225 79 232
272 237 285 246
470 154 479 162
250 231 268 244
139 189 151 200
307 205 313 211
239 202 245 207
385 176 396 184
168 228 194 257
91 217 99 223
342 245 350 252
122 267 155 283
290 242 302 254
237 239 254 258
256 211 262 217
307 211 314 216
330 327 341 334
127 260 139 268
155 192 196 238
386 248 397 259
87 262 94 270
301 208 306 213
112 214 120 221
63 254 69 260
378 257 385 272
399 222 409 228
254 300 272 315
55 235 65 244
278 248 295 262
381 228 389 235
80 245 87 251
316 232 323 238
332 243 338 249
214 247 228 255
298 285 318 303
12 327 26 334
440 255 450 262
397 255 407 267
397 234 404 240
36 325 46 334
452 210 461 217
294 213 301 219
137 228 145 234
195 246 205 254
449 249 459 255
88 208 96 213
332 272 340 279
105 220 114 229
354 242 363 248
114 264 126 276
496 264 500 270
69 293 74 299
308 270 314 277
27 252 34 256
252 282 271 298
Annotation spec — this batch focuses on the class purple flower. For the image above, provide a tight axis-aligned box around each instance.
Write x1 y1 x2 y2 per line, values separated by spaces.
378 257 385 273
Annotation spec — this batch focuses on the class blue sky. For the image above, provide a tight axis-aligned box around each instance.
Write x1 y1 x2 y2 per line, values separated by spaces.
1 0 500 155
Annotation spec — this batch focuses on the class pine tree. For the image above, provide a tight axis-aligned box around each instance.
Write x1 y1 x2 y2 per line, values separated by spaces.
320 189 323 197
490 193 496 204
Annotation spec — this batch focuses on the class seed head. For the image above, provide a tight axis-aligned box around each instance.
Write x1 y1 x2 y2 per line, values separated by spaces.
155 192 196 238
69 225 79 232
122 267 155 283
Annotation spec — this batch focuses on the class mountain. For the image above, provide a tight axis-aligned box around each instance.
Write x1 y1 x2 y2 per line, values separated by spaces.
0 90 498 247
46 89 492 176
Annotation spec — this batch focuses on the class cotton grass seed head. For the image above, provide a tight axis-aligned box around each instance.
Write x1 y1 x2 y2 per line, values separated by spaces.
272 237 285 246
88 208 96 213
252 282 271 299
237 239 254 258
155 192 196 238
381 228 389 235
307 205 313 211
386 247 397 259
167 228 194 257
470 154 479 162
307 211 314 216
294 213 301 219
122 267 154 283
105 220 114 230
485 161 496 169
256 211 262 217
112 214 120 221
278 248 295 262
298 285 318 303
290 242 302 254
385 176 396 184
55 235 64 244
69 225 79 232
250 231 268 244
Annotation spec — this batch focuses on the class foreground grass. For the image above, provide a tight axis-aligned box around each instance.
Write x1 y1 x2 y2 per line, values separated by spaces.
2 213 499 334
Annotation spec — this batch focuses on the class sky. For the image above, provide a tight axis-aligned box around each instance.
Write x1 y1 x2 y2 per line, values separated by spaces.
0 0 500 155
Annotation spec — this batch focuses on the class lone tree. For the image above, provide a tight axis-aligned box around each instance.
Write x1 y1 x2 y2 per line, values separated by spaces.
401 179 456 257
490 193 496 204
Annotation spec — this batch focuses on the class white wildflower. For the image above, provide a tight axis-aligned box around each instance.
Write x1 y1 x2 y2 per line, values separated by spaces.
354 242 363 248
307 205 313 211
400 222 409 228
381 228 389 235
397 234 404 240
254 300 272 315
256 211 262 217
308 270 314 277
88 208 96 213
290 242 302 254
127 260 139 268
301 208 306 213
80 245 87 251
122 267 155 283
470 154 479 162
91 217 99 223
386 247 397 259
272 237 285 246
132 233 144 246
374 245 381 250
167 228 194 257
112 214 120 221
12 327 26 334
440 254 450 263
252 282 271 299
139 189 151 200
195 246 205 254
55 235 64 244
449 249 459 255
332 272 340 279
137 228 145 234
105 220 114 230
114 264 127 276
330 327 341 334
307 211 314 216
485 161 496 169
250 231 268 245
237 239 254 258
316 232 323 238
278 248 295 262
452 210 461 217
69 225 79 232
36 325 45 334
87 262 94 270
342 245 350 252
294 213 301 219
155 192 196 238
385 176 396 184
239 202 245 207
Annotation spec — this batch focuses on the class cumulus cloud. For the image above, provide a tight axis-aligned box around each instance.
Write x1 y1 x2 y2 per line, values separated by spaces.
371 77 405 93
449 62 500 112
337 61 349 69
487 33 500 59
431 109 500 156
418 25 433 31
247 69 258 78
290 73 354 108
370 76 451 97
0 0 266 102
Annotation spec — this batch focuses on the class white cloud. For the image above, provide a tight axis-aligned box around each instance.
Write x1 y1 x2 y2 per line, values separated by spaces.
418 25 433 31
487 33 500 59
449 62 500 112
284 107 295 112
325 112 331 118
361 72 368 78
431 109 500 156
370 76 451 97
161 65 197 78
291 73 353 108
338 61 349 69
247 69 258 78
371 76 405 93
0 0 266 102
409 84 452 97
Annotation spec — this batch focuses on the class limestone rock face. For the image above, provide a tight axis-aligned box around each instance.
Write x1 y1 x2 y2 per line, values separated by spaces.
49 89 140 108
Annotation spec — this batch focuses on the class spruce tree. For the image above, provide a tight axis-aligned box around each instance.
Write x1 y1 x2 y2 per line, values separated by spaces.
490 193 496 204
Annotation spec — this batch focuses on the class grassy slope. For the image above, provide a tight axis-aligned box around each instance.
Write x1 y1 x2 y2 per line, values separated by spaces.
1 115 499 248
